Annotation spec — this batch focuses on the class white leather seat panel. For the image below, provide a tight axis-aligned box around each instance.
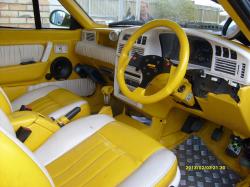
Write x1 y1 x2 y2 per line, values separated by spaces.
0 44 44 67
0 126 55 187
0 109 15 137
119 149 178 187
28 78 96 97
48 101 87 120
11 85 59 111
34 114 115 166
169 167 181 187
0 109 179 186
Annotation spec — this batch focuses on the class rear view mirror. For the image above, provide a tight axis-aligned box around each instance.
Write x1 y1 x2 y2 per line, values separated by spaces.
49 10 70 27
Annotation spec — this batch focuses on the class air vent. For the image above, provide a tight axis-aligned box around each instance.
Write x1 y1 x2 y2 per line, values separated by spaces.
241 63 246 78
214 57 237 76
131 46 144 56
118 43 124 54
118 43 144 56
85 32 95 42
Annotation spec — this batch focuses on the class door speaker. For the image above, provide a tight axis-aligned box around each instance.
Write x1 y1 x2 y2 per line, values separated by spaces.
50 57 73 80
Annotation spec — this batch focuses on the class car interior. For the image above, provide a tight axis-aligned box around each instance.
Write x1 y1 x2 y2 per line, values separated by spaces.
0 0 250 186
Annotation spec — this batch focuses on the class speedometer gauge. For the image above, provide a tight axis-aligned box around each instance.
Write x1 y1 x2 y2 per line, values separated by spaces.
159 33 213 69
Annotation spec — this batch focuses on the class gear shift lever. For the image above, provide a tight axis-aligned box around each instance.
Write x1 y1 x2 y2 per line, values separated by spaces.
101 86 114 105
99 86 114 116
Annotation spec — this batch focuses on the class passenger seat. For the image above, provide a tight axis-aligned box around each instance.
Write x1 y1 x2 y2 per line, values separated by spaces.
0 86 90 120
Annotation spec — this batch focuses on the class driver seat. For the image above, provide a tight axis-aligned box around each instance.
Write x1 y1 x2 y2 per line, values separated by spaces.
0 110 180 187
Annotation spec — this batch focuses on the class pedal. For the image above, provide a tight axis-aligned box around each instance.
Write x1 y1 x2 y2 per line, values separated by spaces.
181 116 204 133
211 126 223 141
225 135 242 158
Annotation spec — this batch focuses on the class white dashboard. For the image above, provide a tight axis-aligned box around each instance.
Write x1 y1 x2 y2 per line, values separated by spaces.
113 27 250 107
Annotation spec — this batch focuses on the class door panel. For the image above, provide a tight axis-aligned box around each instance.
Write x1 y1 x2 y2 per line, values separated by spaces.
0 29 82 99
0 63 47 85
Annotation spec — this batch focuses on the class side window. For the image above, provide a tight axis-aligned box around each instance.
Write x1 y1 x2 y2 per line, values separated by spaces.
39 0 70 29
0 0 35 28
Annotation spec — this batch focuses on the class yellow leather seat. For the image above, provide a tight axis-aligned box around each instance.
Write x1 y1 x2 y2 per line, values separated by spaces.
0 86 90 120
0 112 180 187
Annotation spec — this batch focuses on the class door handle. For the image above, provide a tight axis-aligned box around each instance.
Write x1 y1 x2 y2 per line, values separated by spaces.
20 61 36 65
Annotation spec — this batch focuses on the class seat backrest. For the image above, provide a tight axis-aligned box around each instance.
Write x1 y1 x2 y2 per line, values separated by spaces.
0 87 12 114
0 110 54 187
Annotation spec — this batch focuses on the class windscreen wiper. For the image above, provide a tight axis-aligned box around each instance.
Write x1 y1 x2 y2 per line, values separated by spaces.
180 22 223 31
109 20 145 27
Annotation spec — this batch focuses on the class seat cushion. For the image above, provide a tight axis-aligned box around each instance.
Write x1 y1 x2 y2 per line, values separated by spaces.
39 115 178 187
34 114 115 165
0 113 179 186
11 86 90 120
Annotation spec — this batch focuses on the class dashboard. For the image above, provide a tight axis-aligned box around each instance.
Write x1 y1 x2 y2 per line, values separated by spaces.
113 27 250 108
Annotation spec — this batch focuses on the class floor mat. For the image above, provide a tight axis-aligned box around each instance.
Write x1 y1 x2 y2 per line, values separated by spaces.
172 136 241 187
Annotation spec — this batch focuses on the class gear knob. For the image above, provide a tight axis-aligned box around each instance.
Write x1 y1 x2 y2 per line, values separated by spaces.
101 86 114 105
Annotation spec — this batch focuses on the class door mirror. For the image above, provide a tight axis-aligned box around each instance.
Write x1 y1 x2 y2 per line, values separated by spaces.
222 17 250 46
222 18 240 39
49 10 70 27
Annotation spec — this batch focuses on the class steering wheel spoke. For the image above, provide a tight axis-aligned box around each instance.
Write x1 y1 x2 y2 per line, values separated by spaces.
168 66 177 82
132 87 146 96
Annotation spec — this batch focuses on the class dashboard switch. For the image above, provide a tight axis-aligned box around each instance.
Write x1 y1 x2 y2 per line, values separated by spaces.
215 45 221 56
211 77 218 82
230 50 237 60
142 36 147 45
223 47 229 58
137 36 142 44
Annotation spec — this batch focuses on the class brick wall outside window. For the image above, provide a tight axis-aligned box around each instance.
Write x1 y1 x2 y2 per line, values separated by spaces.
0 0 50 28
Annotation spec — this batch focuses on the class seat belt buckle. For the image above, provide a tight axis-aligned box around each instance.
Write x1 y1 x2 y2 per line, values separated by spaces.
16 126 32 143
56 107 81 127
56 116 69 127
19 105 32 111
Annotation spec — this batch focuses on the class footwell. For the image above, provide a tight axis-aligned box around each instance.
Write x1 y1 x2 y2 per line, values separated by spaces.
172 136 241 187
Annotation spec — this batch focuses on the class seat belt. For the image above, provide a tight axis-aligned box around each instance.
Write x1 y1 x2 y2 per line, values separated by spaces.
53 107 81 127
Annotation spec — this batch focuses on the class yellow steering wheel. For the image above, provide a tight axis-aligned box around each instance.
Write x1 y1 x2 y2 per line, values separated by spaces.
117 19 190 104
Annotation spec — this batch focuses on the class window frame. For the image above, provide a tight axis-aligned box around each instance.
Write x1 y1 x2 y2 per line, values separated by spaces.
37 0 82 30
33 0 42 29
